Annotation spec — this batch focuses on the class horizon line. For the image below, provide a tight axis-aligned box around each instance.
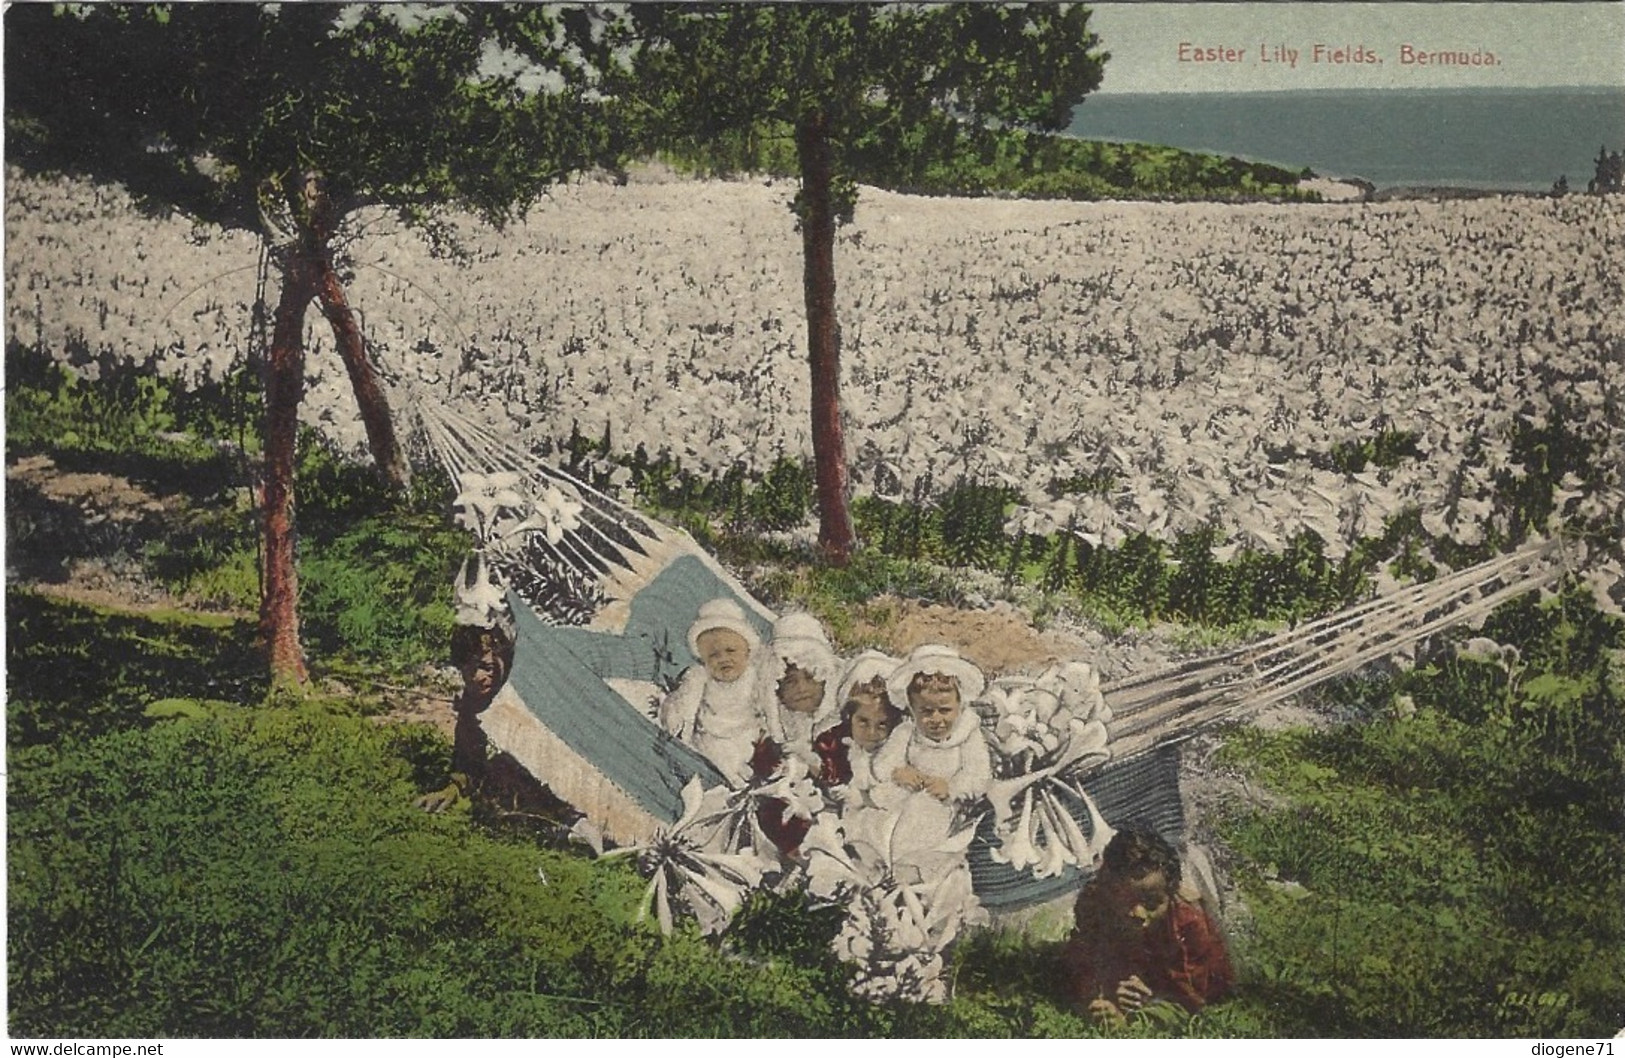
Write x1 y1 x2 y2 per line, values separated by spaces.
1090 83 1625 95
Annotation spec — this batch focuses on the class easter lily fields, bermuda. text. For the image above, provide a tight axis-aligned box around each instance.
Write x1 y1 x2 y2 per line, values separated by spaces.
1177 41 1503 69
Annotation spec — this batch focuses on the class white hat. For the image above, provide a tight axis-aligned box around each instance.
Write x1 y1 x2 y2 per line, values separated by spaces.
886 643 986 707
686 598 761 659
769 612 841 683
837 649 901 706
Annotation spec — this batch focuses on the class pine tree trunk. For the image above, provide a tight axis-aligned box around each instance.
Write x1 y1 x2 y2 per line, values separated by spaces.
316 256 411 490
796 109 856 565
261 247 319 687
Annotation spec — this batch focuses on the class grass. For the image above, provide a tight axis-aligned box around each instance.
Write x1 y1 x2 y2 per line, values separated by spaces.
7 342 1622 1037
5 588 265 748
1210 593 1625 1037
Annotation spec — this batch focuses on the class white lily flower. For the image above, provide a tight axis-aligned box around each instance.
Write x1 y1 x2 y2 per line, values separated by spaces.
452 555 508 627
804 805 985 1004
989 787 1042 872
982 664 1116 876
757 770 825 824
452 470 529 543
535 485 585 545
623 776 773 937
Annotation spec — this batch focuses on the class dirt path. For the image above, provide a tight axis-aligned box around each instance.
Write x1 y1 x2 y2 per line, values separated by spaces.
6 452 457 731
844 596 1092 675
7 453 222 612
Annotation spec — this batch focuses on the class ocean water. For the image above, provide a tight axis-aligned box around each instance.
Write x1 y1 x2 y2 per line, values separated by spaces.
1066 88 1625 191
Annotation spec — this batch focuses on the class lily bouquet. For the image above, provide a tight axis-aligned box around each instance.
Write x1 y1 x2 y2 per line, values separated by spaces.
980 661 1116 878
800 811 987 1004
608 776 778 937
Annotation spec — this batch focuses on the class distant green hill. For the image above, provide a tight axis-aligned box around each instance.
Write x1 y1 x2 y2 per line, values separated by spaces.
1066 88 1625 192
660 122 1315 203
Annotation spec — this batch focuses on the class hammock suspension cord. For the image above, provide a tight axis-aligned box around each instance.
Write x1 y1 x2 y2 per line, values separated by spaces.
384 362 1570 750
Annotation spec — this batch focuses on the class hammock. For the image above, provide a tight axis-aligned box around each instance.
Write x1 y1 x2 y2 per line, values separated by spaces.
403 384 1566 913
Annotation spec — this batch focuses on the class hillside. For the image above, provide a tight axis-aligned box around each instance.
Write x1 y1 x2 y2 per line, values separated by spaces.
6 164 1623 1038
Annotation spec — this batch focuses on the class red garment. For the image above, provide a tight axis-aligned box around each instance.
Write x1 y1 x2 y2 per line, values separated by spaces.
756 798 810 858
747 737 810 858
1062 886 1233 1013
811 720 854 787
748 736 784 781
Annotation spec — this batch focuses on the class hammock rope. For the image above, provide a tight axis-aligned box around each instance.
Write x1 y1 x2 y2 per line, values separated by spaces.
403 378 663 581
1106 538 1561 755
393 374 1569 751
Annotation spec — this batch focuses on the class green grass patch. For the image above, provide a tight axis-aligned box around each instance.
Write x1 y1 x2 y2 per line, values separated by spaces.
658 123 1314 203
1213 591 1625 1037
298 510 464 675
5 340 259 470
6 588 264 748
6 701 1117 1038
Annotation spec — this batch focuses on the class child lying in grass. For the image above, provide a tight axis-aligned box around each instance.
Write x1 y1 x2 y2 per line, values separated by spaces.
1062 827 1233 1027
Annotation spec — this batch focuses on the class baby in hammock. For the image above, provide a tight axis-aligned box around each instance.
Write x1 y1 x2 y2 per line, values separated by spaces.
658 598 770 786
759 612 844 773
868 644 991 875
748 612 846 858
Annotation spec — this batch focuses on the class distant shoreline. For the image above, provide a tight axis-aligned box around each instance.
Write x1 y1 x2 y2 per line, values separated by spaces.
1367 184 1552 202
1066 86 1625 196
1089 85 1625 101
1301 174 1564 203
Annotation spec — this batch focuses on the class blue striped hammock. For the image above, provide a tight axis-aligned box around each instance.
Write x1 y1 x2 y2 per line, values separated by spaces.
414 391 1563 915
480 552 1183 913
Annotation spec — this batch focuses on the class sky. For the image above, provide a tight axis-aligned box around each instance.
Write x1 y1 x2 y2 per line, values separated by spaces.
1085 2 1625 93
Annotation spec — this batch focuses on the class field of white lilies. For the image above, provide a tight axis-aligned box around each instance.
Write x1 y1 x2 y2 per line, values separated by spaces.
7 165 1622 604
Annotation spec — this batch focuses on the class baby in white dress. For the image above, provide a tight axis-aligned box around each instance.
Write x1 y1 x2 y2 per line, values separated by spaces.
658 598 770 786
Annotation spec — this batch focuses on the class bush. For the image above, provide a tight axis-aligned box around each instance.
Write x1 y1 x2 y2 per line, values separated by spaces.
5 340 258 469
297 511 463 672
656 121 1312 205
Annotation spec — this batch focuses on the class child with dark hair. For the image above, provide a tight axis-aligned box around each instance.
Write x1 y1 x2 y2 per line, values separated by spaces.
1061 827 1233 1026
417 623 516 812
746 612 845 858
418 623 557 815
759 612 844 768
449 624 512 774
812 650 906 791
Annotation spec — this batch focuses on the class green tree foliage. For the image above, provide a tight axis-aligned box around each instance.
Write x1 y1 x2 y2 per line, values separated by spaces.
628 3 1108 564
4 3 625 685
4 4 612 244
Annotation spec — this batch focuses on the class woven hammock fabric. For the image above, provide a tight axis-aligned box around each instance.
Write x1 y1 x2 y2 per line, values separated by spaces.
403 385 1568 908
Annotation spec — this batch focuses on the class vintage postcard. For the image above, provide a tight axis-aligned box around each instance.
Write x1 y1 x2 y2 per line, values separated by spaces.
5 1 1622 1044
